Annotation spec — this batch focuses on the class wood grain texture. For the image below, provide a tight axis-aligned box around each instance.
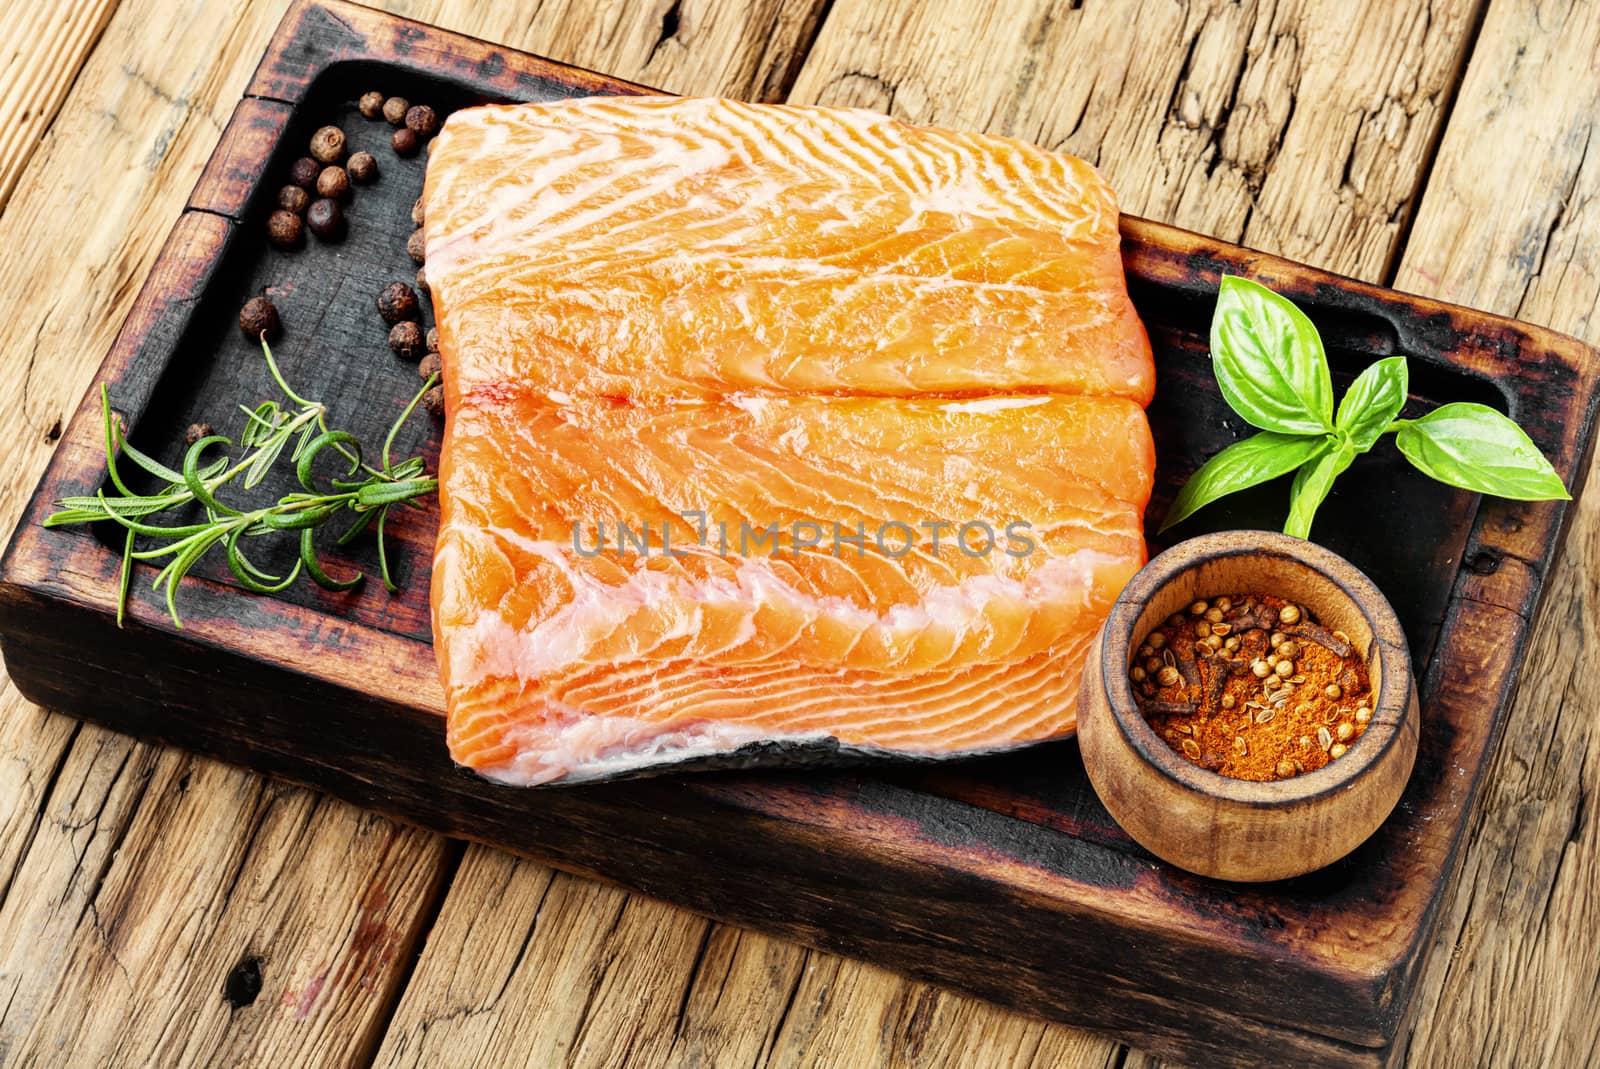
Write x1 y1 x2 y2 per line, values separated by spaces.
0 0 120 212
788 0 1484 280
1077 532 1420 883
1 3 1596 1069
0 0 824 1066
1392 1 1600 1066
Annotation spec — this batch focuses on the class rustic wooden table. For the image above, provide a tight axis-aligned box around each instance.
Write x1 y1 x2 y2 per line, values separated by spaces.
0 1 1595 1065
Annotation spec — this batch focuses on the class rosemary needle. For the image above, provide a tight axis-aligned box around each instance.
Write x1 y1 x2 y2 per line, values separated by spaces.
45 340 440 629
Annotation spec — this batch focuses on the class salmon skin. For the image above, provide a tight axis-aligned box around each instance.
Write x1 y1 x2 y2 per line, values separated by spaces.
423 97 1156 786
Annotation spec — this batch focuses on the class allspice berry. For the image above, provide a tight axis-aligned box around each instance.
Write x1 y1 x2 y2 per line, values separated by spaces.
414 266 428 295
377 281 419 323
391 127 420 157
382 95 409 125
316 165 350 201
389 320 425 359
266 209 303 248
309 125 347 164
358 91 385 120
411 196 425 226
277 184 310 214
421 385 445 418
406 228 427 263
238 296 281 339
404 104 438 138
418 353 443 381
289 156 320 189
306 198 344 240
426 326 439 352
185 422 215 446
347 150 377 184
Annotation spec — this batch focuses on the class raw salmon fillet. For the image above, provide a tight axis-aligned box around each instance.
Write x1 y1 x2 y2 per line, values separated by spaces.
423 97 1156 785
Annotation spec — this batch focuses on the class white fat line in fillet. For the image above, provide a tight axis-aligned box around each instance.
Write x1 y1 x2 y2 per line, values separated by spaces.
455 532 1116 679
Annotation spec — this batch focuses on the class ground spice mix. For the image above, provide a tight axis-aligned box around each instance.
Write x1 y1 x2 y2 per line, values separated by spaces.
1131 593 1373 781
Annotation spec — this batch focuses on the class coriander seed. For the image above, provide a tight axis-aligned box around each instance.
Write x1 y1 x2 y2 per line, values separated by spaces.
358 91 385 119
1156 666 1181 688
1279 604 1302 625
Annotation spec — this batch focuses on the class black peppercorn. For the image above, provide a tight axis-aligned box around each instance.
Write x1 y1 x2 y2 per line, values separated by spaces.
266 209 303 248
391 127 420 157
421 386 445 418
289 156 320 189
404 104 438 138
238 296 281 339
425 326 439 353
406 228 427 263
306 198 344 240
309 125 346 164
347 151 377 184
411 196 425 226
389 320 425 359
315 165 350 201
418 353 443 381
358 91 385 120
382 96 409 125
377 281 419 323
185 422 215 446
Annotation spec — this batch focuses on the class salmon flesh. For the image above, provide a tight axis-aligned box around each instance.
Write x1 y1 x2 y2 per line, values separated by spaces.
422 97 1155 785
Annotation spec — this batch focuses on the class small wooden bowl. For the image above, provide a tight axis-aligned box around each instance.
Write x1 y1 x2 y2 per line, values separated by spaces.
1077 531 1419 882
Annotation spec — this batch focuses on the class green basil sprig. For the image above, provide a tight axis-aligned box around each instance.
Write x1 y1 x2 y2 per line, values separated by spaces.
1162 275 1569 539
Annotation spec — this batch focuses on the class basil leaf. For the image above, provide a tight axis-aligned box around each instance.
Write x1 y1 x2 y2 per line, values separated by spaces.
1395 403 1570 500
1336 356 1408 452
1284 440 1357 539
1210 276 1335 435
1160 431 1333 532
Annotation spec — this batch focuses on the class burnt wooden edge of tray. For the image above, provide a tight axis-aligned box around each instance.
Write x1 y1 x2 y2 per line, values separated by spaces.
242 0 656 107
2 1 1598 1063
0 577 1398 1069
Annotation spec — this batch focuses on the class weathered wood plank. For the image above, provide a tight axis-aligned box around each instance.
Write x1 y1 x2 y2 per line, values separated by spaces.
0 0 120 213
789 0 1485 281
369 5 1502 1069
0 0 833 1066
1389 2 1600 1066
1 750 450 1066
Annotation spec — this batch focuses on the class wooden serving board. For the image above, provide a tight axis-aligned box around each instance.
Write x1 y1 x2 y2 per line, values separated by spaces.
2 3 1596 1066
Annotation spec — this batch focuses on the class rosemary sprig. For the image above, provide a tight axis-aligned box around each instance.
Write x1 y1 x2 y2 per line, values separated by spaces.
45 340 439 628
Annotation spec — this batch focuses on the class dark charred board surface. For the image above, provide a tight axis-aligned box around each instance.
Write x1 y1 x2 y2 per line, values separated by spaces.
1 3 1597 1067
